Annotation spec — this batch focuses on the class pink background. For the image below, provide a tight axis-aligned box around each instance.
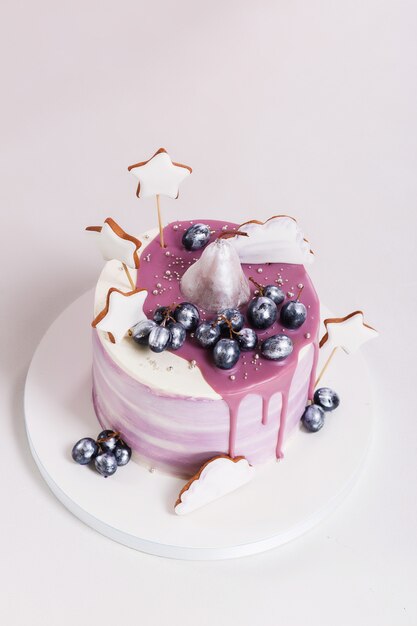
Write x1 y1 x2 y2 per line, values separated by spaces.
1 1 416 625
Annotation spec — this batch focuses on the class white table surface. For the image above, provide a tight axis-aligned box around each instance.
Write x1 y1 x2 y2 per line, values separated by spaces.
1 1 416 624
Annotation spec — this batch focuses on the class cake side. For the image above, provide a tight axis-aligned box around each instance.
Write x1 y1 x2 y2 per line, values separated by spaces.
92 329 315 477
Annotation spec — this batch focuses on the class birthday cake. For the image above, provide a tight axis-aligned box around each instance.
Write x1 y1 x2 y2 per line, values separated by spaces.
77 148 377 514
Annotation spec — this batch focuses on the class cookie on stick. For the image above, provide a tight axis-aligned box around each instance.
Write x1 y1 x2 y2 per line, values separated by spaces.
128 148 192 248
92 287 148 344
315 311 378 387
86 217 142 291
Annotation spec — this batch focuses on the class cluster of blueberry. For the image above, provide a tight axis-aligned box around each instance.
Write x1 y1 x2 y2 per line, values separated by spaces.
131 276 309 370
247 277 307 331
195 306 293 369
204 279 309 368
198 308 256 369
301 387 340 432
71 430 132 477
131 302 198 352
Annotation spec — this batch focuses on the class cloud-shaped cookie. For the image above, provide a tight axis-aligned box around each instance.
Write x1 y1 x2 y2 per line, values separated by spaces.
174 455 254 515
229 215 314 265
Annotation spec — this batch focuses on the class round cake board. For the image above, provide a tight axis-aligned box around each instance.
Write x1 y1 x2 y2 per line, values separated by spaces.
24 291 374 560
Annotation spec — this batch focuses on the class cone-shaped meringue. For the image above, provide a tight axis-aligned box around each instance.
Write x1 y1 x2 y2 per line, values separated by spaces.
180 237 250 313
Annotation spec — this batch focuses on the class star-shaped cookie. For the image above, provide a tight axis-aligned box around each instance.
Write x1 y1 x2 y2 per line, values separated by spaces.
320 311 378 354
127 148 192 199
92 287 148 344
86 218 142 269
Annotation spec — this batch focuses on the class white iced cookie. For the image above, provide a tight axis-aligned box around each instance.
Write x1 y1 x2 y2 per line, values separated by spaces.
92 287 148 344
229 215 314 265
86 218 142 269
175 455 255 515
320 311 378 354
127 148 192 199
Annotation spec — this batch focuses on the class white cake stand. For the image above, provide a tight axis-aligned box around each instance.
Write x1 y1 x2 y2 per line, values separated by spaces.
24 291 373 560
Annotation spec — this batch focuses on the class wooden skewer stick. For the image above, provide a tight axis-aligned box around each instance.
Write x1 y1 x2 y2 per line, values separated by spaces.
156 194 165 248
122 263 135 291
315 346 338 388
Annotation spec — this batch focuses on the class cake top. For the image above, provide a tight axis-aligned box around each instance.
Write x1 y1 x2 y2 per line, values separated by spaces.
135 218 320 400
91 217 320 395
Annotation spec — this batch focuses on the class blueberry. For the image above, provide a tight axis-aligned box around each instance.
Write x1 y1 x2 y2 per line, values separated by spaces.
314 387 340 412
167 322 186 350
218 308 244 333
71 437 99 465
280 300 307 329
195 321 221 348
247 296 277 329
182 223 211 251
260 334 293 361
174 302 200 331
301 404 325 432
213 338 240 369
148 325 171 352
263 285 285 305
153 306 169 324
97 430 119 452
114 441 132 466
131 319 157 345
95 451 118 477
236 327 258 351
